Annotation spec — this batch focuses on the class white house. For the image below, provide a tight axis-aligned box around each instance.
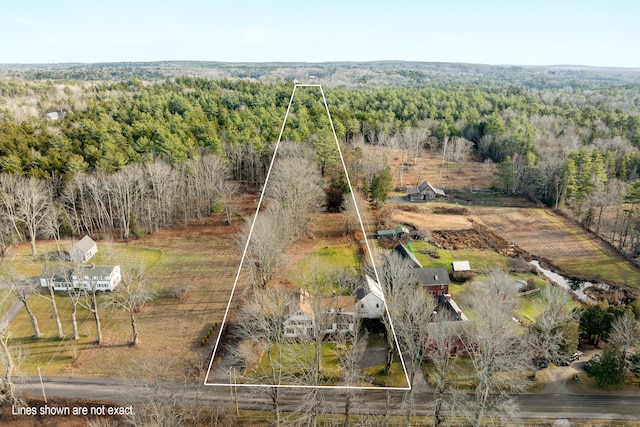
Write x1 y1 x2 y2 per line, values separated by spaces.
355 275 385 320
40 265 122 292
70 236 98 263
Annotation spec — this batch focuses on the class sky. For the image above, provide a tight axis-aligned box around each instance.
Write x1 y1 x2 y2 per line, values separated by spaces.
2 0 639 67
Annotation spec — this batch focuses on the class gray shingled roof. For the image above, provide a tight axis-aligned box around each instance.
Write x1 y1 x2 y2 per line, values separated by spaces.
393 244 422 269
74 235 96 253
411 267 451 286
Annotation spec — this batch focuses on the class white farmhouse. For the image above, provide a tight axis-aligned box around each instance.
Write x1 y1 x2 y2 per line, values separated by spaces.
40 265 122 292
70 236 98 263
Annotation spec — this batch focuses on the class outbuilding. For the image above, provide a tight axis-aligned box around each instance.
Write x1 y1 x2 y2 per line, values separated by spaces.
70 236 98 263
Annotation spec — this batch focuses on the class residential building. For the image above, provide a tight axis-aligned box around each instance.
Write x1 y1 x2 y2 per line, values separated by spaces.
283 289 356 339
40 265 122 292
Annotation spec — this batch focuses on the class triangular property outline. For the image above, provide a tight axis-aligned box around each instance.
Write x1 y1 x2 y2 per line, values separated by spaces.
204 84 410 390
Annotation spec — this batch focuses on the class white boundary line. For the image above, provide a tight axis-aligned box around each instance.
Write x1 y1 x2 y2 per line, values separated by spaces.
204 84 411 391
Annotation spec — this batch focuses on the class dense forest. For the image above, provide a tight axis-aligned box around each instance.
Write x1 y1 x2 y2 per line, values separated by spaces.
0 62 639 260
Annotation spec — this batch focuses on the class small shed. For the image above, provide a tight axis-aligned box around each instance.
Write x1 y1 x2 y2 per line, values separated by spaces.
377 227 409 239
452 261 471 272
70 236 98 263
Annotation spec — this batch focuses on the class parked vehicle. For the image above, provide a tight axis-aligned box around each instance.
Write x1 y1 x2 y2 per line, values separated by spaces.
569 351 583 362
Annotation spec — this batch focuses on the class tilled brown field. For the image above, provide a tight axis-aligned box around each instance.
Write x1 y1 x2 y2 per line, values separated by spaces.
471 207 602 262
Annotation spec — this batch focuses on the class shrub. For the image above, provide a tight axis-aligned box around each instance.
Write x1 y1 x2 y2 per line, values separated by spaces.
452 271 476 282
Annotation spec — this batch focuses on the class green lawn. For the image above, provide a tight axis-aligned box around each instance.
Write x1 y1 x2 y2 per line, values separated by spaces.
252 342 347 385
408 241 510 272
363 356 410 388
6 293 115 375
559 254 640 289
310 244 361 271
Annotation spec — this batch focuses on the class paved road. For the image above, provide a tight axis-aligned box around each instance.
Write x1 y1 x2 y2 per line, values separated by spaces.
16 377 640 421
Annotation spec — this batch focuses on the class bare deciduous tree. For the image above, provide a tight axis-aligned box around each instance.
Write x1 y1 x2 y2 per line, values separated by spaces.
105 263 156 346
609 311 640 359
266 153 324 241
3 273 41 338
76 268 104 345
39 259 65 339
240 211 287 288
107 164 145 240
0 320 19 405
527 285 578 368
218 180 240 225
0 174 52 256
144 159 178 231
376 251 415 375
425 316 466 427
40 204 64 257
390 285 437 427
462 271 530 427
447 136 474 173
234 285 293 426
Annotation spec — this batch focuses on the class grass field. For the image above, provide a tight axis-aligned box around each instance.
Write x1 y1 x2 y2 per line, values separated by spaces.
2 220 244 379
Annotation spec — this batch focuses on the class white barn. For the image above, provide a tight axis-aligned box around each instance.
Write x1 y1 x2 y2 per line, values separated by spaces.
40 265 122 292
70 236 98 263
355 275 385 319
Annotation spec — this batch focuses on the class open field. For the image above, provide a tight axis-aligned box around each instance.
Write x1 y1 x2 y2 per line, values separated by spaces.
392 202 640 291
3 218 244 379
1 146 637 403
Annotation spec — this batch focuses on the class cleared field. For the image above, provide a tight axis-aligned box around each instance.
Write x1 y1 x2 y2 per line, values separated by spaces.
3 220 244 379
394 208 474 231
393 202 640 291
471 207 640 288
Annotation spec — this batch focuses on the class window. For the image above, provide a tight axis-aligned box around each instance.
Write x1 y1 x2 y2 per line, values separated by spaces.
375 303 379 308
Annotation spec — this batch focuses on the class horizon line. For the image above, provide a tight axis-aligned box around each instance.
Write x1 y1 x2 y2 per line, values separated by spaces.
1 60 639 71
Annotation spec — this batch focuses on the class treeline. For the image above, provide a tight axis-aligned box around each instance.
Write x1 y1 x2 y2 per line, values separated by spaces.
0 155 229 255
1 77 640 178
1 76 640 256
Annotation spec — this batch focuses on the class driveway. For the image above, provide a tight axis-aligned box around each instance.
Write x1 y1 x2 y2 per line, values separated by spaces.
536 349 600 395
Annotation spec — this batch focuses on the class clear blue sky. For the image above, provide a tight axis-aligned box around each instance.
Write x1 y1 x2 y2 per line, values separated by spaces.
2 0 638 67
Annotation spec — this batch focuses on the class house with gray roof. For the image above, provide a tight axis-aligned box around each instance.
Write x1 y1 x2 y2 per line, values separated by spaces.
411 267 451 298
40 265 122 292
